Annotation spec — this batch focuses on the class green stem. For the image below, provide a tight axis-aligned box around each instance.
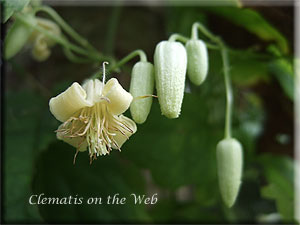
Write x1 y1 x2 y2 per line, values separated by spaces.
15 13 102 61
204 42 220 50
219 43 233 139
168 33 189 43
63 47 95 63
91 49 147 79
109 49 147 71
34 6 99 54
192 22 233 138
169 33 219 50
191 24 198 40
192 22 217 42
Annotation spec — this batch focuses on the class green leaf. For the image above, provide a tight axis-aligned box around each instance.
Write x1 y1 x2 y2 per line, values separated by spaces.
3 0 30 23
206 7 289 53
32 142 151 223
4 89 58 223
124 91 222 190
268 58 294 101
4 90 43 222
229 50 270 86
259 154 294 221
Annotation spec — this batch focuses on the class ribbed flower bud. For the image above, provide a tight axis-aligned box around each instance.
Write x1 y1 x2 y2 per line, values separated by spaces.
129 61 155 124
185 39 208 85
154 41 187 118
216 138 243 208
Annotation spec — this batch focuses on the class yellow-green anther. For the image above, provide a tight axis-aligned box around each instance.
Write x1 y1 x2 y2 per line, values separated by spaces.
216 138 243 208
4 14 37 59
130 61 155 124
185 39 208 85
154 40 187 119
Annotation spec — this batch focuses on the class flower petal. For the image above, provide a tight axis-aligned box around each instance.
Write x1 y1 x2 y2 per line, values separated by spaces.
56 124 87 152
112 115 137 149
103 78 133 115
82 79 104 104
49 82 93 122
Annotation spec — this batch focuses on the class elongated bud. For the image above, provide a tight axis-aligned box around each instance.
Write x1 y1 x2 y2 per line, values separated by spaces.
185 39 208 85
154 41 187 118
130 61 155 124
4 14 37 59
216 138 243 208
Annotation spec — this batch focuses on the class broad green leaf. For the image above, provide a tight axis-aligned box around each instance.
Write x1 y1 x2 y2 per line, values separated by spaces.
32 142 151 223
206 7 288 53
3 0 30 23
259 154 294 221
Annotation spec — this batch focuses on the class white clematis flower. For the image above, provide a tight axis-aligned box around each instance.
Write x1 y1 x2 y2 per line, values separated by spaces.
49 66 137 163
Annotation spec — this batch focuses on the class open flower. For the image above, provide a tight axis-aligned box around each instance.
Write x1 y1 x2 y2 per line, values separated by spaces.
49 75 137 163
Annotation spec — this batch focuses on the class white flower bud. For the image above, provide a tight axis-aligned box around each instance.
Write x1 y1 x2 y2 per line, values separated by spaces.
130 61 155 124
186 39 208 85
154 41 187 118
216 138 243 208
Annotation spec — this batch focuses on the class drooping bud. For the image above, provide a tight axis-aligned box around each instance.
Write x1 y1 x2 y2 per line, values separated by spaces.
129 61 155 124
31 35 51 61
30 17 61 61
154 41 187 118
216 138 243 208
4 14 37 59
185 39 208 85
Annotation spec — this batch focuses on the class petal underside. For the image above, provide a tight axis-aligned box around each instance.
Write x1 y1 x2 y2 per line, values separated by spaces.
103 78 133 115
112 115 137 149
49 82 92 122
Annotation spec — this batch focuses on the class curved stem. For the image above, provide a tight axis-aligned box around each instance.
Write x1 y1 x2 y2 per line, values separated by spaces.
91 49 147 79
34 6 99 54
203 42 220 50
63 47 95 63
108 49 147 72
192 22 233 138
191 23 199 40
169 32 219 50
15 13 102 61
219 43 233 139
192 22 218 42
168 33 189 43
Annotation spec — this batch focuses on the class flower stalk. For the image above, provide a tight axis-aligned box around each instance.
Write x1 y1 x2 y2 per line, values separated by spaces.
14 12 103 62
192 22 233 138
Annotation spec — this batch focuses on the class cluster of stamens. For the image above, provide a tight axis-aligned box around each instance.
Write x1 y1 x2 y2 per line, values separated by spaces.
56 98 134 163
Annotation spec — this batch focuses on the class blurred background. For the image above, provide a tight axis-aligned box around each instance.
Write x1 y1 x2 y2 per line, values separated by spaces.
3 0 295 223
